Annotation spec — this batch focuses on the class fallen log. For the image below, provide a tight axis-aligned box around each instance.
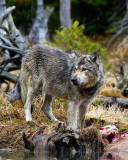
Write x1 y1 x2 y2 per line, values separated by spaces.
98 97 128 104
23 123 104 157
5 66 20 72
0 70 18 83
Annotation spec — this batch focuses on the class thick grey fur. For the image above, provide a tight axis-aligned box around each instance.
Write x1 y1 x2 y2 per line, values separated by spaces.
20 44 105 130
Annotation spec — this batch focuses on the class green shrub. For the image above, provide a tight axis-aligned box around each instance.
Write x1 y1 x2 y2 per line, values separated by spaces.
45 21 107 61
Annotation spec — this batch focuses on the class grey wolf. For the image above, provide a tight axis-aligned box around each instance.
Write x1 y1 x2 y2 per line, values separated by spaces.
20 44 105 130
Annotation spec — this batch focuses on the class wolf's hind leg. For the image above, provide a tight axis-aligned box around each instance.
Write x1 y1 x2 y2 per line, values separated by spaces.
24 86 34 121
41 95 58 122
24 80 41 121
79 102 89 129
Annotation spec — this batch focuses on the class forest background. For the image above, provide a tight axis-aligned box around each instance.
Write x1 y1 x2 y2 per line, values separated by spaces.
6 0 124 35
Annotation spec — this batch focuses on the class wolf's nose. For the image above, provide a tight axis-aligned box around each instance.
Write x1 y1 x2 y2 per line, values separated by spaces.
71 78 78 85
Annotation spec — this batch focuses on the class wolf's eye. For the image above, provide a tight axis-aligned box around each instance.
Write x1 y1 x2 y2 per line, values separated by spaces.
82 68 86 71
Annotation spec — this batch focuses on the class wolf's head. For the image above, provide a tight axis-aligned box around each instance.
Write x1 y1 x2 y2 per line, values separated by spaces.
71 52 101 89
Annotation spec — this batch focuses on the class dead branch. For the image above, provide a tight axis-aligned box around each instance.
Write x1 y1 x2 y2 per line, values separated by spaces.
0 43 23 55
0 70 18 83
0 55 20 65
0 34 14 47
0 25 10 35
7 14 28 53
0 6 15 25
5 66 20 72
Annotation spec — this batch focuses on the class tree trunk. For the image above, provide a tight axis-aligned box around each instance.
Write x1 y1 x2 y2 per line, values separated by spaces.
29 0 54 43
60 0 71 28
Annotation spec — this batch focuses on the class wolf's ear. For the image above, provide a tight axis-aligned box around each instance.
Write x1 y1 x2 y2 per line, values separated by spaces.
90 51 98 62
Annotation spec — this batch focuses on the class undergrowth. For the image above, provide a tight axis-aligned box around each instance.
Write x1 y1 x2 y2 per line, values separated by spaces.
45 21 107 61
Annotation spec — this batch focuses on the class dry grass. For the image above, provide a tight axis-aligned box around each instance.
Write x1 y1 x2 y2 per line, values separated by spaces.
86 105 128 128
0 89 68 149
1 85 128 128
0 91 67 125
0 89 24 123
110 40 128 62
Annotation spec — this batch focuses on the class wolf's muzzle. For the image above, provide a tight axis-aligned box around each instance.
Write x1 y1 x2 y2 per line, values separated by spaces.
71 78 78 85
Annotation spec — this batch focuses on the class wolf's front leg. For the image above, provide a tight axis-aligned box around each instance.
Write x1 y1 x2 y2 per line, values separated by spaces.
67 101 79 130
79 102 89 129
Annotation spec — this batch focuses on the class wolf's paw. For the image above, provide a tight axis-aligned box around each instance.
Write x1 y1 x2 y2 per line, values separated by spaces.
67 125 78 132
26 116 32 122
26 121 36 127
55 121 67 132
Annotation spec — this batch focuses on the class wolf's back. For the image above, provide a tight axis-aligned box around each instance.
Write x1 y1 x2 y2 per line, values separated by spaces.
20 44 76 102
